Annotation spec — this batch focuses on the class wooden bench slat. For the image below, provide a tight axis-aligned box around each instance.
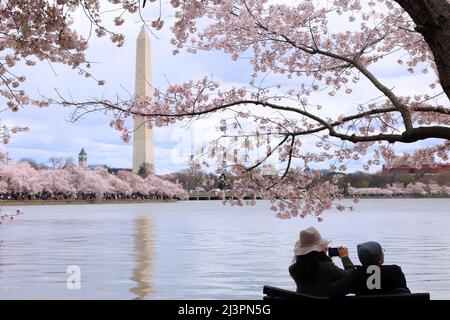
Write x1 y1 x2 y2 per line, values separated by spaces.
263 285 430 301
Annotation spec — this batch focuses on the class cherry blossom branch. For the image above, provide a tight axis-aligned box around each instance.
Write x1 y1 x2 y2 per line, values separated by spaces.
62 96 450 143
243 134 290 173
262 28 414 131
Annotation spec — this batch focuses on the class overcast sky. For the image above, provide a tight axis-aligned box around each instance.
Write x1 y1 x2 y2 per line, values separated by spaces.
1 1 444 174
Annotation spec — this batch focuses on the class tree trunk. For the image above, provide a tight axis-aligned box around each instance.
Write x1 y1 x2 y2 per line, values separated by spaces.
395 0 450 102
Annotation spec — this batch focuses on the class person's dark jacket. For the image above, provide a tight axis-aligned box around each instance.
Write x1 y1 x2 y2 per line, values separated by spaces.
289 256 354 297
330 264 410 297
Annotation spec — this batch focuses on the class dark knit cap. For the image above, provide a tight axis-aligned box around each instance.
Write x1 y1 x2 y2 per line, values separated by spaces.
357 241 383 266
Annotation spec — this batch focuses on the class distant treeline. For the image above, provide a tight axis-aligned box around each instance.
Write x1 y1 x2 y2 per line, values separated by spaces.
161 168 450 192
332 170 450 189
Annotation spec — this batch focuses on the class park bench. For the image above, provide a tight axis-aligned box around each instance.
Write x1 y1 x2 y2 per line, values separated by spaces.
263 285 430 301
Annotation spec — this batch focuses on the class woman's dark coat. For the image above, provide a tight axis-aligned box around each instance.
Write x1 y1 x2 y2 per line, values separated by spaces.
289 256 354 297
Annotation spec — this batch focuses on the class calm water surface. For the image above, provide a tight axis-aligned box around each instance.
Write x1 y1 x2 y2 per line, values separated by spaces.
0 199 449 299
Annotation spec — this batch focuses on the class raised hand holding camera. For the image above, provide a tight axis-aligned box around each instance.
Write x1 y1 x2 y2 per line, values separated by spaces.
328 246 348 258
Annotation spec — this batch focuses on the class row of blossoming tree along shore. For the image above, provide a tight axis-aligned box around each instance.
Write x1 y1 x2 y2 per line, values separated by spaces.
0 162 186 201
1 160 448 202
349 182 450 197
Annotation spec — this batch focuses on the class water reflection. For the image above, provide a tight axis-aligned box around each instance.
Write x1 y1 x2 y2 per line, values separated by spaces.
129 216 155 299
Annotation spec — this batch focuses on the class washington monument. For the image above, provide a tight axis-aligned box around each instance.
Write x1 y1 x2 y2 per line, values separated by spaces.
132 26 154 174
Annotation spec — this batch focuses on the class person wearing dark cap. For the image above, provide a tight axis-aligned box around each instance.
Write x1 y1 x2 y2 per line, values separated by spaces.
289 227 354 296
330 241 410 297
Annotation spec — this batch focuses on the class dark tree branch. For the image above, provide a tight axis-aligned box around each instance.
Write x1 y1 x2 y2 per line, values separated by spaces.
394 0 450 102
62 97 450 144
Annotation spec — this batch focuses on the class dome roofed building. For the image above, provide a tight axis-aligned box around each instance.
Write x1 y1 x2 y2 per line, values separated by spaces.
261 164 277 177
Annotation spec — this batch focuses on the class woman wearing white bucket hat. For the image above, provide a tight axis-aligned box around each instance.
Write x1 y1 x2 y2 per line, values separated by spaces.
289 226 354 296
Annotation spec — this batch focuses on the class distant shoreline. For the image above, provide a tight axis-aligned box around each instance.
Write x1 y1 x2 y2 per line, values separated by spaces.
0 199 178 207
1 196 449 207
344 195 450 199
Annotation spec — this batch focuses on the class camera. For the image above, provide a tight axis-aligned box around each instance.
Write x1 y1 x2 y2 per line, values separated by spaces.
328 247 340 257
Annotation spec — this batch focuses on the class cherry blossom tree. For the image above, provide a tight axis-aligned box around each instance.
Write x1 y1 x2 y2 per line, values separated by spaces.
163 179 187 200
117 170 146 195
0 178 7 194
404 182 428 196
61 0 449 219
96 168 133 197
0 162 40 194
1 0 449 219
385 183 402 196
350 187 390 197
115 170 184 198
143 175 162 197
145 175 186 199
68 166 108 198
428 183 449 195
38 169 76 195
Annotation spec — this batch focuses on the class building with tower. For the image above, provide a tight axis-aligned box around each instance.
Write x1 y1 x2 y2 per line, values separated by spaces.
132 26 154 174
79 148 88 168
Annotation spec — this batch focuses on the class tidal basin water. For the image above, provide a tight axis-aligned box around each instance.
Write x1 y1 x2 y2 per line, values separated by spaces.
0 199 449 299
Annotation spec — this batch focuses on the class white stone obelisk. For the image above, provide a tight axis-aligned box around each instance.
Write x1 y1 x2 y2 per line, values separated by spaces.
132 26 154 174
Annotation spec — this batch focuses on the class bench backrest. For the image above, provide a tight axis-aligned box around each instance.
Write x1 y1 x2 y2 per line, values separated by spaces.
263 285 430 301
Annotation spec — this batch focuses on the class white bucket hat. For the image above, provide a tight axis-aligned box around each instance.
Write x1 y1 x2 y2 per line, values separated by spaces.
294 226 330 256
